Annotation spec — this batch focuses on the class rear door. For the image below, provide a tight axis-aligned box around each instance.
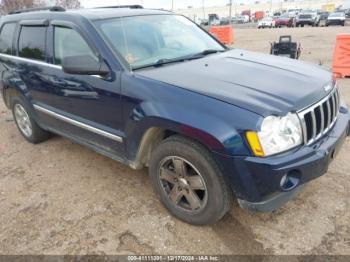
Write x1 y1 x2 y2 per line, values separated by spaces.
15 21 53 106
0 20 54 108
0 22 17 96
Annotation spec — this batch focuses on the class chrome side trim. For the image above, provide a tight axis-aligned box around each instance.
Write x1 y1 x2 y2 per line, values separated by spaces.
0 53 61 69
33 104 123 143
0 54 102 78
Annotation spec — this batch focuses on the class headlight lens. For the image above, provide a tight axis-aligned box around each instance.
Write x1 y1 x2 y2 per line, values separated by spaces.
247 113 303 157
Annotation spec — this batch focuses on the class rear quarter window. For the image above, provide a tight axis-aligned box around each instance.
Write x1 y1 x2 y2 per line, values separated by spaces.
0 23 16 55
18 26 47 61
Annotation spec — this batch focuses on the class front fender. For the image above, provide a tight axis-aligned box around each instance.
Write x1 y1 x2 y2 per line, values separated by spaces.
121 74 261 161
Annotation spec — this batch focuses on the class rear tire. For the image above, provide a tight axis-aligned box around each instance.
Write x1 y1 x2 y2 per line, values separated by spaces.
149 135 232 225
12 96 51 144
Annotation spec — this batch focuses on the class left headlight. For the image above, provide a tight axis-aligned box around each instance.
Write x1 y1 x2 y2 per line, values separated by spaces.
246 113 303 157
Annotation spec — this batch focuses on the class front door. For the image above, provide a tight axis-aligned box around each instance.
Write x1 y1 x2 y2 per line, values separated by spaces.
36 25 125 158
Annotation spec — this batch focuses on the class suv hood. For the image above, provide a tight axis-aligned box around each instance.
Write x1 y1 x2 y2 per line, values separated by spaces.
136 49 333 116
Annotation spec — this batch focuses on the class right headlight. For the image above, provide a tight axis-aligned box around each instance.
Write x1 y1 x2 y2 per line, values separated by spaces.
246 113 303 157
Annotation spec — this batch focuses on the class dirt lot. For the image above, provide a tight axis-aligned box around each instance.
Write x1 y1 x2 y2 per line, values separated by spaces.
0 26 349 255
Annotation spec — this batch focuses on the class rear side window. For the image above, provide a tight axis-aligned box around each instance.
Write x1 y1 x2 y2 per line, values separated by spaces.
0 23 16 54
18 26 47 61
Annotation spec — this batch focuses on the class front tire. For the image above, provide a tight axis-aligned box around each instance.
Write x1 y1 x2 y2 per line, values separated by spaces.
12 96 51 144
149 135 232 225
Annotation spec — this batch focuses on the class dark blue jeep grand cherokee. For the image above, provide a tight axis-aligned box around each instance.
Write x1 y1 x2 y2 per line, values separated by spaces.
0 6 349 225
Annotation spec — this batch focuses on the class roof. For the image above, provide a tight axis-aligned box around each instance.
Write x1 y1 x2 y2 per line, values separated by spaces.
0 7 173 23
68 8 172 20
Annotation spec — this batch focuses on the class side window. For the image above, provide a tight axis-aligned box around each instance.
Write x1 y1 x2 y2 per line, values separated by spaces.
18 26 47 61
0 23 16 55
54 27 96 65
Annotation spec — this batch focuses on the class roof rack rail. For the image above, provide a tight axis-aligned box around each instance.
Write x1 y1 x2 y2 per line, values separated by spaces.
9 6 65 15
96 5 144 9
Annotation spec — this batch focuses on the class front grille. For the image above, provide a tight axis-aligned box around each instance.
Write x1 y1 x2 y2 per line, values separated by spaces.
298 87 340 145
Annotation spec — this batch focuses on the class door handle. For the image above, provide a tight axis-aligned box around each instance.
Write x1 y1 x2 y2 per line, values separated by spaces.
50 77 67 87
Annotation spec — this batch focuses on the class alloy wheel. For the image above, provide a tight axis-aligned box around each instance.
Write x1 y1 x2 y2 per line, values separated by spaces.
158 156 208 213
14 104 33 138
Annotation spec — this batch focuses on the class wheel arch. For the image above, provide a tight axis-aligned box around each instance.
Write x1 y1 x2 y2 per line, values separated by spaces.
126 113 247 170
2 85 23 109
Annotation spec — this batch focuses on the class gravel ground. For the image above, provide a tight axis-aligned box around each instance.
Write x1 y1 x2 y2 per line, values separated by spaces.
0 26 349 255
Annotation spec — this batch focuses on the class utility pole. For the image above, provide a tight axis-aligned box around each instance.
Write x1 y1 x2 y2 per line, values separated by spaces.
270 0 273 15
171 0 174 11
202 0 205 19
229 0 232 23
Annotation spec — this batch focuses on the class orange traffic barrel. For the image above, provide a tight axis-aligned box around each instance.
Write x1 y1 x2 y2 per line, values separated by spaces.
333 34 350 78
209 25 234 45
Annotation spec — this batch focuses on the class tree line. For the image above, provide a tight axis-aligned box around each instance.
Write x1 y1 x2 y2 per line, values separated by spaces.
0 0 81 14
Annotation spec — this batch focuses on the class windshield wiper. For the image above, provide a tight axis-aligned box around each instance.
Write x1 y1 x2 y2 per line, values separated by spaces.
132 49 227 71
188 49 226 59
133 57 187 70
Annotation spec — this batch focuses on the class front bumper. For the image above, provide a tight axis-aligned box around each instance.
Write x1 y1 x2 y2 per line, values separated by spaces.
297 20 314 25
276 22 290 26
214 110 350 212
259 24 272 27
327 19 345 25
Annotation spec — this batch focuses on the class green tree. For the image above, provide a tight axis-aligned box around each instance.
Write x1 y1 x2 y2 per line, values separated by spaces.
0 0 45 14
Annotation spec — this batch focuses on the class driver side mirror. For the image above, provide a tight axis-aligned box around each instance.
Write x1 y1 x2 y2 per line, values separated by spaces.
62 55 110 76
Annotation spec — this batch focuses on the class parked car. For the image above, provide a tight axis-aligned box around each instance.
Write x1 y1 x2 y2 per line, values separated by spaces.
346 9 350 18
220 17 230 25
208 13 220 26
200 18 209 26
288 9 302 17
296 13 316 27
241 10 251 22
315 12 329 26
258 17 275 28
275 13 295 27
1 6 349 225
326 12 346 26
240 15 250 23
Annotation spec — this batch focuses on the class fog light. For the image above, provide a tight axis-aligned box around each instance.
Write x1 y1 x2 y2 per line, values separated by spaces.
280 173 300 191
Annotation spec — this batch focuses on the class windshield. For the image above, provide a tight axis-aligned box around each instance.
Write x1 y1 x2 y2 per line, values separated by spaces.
329 12 344 17
95 14 225 69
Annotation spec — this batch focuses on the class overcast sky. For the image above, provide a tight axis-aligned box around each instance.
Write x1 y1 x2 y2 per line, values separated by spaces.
80 0 239 9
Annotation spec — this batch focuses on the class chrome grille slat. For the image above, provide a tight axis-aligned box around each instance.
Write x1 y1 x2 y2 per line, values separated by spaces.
331 94 336 123
326 100 331 127
319 104 325 133
310 111 317 140
298 87 339 145
301 118 308 144
335 90 340 112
